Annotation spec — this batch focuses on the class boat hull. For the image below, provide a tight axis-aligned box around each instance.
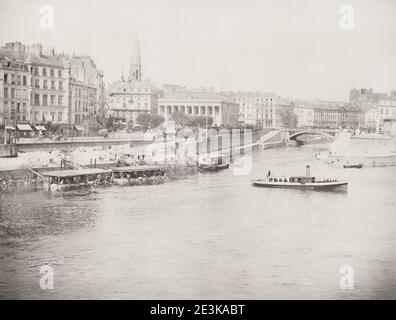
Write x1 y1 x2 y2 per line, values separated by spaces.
251 180 348 190
198 163 230 172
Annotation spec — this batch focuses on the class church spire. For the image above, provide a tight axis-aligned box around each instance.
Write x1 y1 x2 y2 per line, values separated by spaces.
121 64 125 82
128 33 142 82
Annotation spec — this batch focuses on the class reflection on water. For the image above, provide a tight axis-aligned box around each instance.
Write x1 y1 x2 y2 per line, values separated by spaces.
1 144 396 299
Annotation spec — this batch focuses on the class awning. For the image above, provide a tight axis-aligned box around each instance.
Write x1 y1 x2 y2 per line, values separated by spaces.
44 114 52 122
74 125 84 131
5 126 15 130
17 124 33 131
34 125 47 131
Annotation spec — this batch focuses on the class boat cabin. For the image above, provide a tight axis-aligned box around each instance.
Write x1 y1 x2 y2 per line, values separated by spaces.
268 176 316 184
110 165 166 179
42 168 111 189
199 155 224 166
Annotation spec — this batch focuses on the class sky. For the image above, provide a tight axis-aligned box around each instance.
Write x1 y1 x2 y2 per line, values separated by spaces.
0 0 395 101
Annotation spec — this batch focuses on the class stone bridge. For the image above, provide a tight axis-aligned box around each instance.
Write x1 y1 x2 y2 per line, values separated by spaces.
288 129 339 141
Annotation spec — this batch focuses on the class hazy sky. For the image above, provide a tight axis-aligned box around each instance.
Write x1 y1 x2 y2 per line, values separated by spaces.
0 0 395 101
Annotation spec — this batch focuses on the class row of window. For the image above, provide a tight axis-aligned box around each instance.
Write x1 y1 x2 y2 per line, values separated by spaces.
3 87 28 99
3 73 28 86
32 93 63 106
32 67 63 78
73 87 96 99
2 102 27 114
32 111 63 122
379 108 396 116
0 111 63 122
32 78 63 90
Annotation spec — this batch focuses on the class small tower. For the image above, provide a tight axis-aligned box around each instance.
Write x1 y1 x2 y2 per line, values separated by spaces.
121 65 125 82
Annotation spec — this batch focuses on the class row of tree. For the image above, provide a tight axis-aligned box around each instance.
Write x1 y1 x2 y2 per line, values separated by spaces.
169 111 214 128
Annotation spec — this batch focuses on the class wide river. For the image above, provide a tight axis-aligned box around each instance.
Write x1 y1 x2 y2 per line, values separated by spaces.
1 143 395 299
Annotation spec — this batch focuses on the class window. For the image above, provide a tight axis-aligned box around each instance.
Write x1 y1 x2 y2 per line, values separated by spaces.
17 75 21 85
23 76 27 86
4 87 8 98
43 80 48 89
57 112 63 122
11 88 15 98
50 69 54 77
34 67 39 76
51 112 55 121
59 81 63 90
50 95 55 105
43 95 48 106
43 68 47 76
51 80 55 89
58 95 63 105
11 74 15 84
34 94 40 105
58 70 62 78
35 79 40 88
4 73 8 83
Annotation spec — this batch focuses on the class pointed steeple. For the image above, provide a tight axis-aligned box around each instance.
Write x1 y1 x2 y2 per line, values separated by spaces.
121 64 125 82
128 33 142 82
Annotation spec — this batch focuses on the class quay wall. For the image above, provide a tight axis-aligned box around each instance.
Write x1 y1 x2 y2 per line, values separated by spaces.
14 139 152 153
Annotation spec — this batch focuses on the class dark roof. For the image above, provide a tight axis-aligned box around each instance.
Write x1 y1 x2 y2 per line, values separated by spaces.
42 168 110 178
111 165 166 173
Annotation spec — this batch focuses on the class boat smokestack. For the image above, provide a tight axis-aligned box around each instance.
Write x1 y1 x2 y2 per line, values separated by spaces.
306 165 311 177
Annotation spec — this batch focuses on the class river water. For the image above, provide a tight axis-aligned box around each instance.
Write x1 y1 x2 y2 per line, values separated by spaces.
1 143 396 299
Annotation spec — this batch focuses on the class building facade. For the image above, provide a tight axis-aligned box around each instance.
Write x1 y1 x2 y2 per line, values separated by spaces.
0 53 31 126
0 42 105 136
26 44 70 124
294 106 314 128
107 36 160 123
228 91 294 128
350 88 389 104
294 99 364 129
158 91 239 127
364 108 379 132
377 100 396 133
69 56 105 128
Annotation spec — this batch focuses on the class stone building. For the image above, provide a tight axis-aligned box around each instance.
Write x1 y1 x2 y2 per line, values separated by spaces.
0 51 31 126
69 56 105 128
0 42 105 135
228 91 295 128
26 44 70 124
158 90 239 127
107 35 160 123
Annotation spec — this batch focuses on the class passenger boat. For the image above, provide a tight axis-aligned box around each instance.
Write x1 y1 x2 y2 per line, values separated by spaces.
198 155 230 172
110 165 167 186
42 168 111 192
251 165 348 190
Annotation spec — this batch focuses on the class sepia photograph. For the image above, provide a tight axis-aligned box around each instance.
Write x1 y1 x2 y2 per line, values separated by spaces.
0 0 395 304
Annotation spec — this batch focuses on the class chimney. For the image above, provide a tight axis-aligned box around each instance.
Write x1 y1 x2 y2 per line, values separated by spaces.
306 165 311 177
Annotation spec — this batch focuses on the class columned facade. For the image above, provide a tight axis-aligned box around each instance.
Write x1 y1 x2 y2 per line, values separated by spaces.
158 91 239 127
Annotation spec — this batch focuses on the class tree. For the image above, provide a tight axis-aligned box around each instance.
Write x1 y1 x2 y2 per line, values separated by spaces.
187 115 213 128
171 111 190 127
136 113 165 129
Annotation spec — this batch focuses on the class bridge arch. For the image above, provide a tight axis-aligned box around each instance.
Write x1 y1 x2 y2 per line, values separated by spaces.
289 131 336 141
